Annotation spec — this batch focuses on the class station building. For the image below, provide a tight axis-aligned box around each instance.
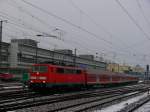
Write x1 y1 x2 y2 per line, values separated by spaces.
0 39 107 71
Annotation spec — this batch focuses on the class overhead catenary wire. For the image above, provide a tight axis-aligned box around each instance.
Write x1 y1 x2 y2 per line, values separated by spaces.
2 15 139 61
0 13 107 56
6 0 131 55
9 0 57 31
0 12 60 40
115 0 150 41
5 0 118 54
67 0 130 47
1 0 150 65
4 0 134 56
0 13 100 56
0 10 112 58
68 0 150 56
136 0 150 30
20 0 114 46
0 1 59 37
67 0 150 57
0 12 45 34
20 0 143 56
68 0 148 58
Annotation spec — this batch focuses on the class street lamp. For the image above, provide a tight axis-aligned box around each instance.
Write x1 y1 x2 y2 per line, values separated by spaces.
74 48 77 66
36 34 58 63
36 34 57 38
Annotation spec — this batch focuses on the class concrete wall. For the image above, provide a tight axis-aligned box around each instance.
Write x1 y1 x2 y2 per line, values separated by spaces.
9 42 18 67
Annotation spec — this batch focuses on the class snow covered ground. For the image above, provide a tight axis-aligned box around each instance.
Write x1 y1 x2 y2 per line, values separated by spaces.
94 92 149 112
134 100 150 112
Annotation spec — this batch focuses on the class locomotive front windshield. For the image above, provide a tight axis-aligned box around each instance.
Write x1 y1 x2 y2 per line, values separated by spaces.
32 66 48 73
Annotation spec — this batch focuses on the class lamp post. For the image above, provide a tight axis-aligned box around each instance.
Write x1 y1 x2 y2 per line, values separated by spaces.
74 48 77 66
95 52 98 61
36 34 58 63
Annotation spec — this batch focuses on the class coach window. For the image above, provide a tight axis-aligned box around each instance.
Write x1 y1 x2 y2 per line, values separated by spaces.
57 68 64 74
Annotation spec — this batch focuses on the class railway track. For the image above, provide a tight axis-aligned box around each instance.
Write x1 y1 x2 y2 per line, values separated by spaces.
0 83 142 101
0 89 32 100
0 83 144 100
0 82 22 87
0 84 148 112
0 90 39 104
59 91 144 112
0 82 23 91
118 92 150 112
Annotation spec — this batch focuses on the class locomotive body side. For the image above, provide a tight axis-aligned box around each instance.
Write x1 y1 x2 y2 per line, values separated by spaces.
53 66 86 87
30 64 86 88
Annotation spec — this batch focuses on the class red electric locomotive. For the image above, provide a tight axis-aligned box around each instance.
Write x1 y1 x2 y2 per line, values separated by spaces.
29 64 139 89
30 64 86 88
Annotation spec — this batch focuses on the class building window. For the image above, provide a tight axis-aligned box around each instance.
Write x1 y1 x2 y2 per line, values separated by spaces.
1 56 8 62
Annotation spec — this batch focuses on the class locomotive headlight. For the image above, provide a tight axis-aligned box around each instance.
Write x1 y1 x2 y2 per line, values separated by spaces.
39 76 47 80
30 76 36 79
43 81 46 83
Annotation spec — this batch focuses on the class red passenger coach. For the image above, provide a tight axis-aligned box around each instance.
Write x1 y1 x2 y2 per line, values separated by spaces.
30 64 86 88
0 72 14 81
29 64 139 89
86 71 138 86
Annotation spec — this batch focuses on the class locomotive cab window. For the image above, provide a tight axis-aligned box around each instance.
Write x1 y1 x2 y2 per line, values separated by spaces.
65 69 81 74
56 68 82 74
32 66 48 73
32 66 38 72
40 66 48 73
65 69 74 74
57 68 64 73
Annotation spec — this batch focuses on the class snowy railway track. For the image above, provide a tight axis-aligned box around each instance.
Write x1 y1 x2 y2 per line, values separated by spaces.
118 92 150 112
0 84 148 112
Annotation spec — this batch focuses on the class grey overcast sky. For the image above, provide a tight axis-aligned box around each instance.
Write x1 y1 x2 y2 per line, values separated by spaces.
0 0 150 66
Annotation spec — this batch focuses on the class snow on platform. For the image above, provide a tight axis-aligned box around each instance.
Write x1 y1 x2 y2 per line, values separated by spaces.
94 93 149 112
